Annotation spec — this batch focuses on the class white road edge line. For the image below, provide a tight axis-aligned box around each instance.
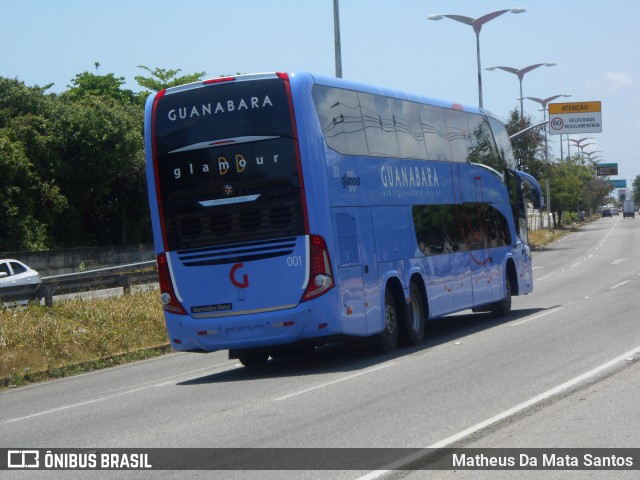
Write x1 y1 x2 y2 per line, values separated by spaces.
355 345 640 480
274 363 395 401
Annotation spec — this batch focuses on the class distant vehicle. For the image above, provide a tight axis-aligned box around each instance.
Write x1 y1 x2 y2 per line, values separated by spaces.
623 199 635 218
602 208 612 217
611 208 619 216
0 259 40 287
0 259 41 305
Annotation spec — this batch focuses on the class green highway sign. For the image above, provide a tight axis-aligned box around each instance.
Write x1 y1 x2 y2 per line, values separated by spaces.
597 163 618 176
609 179 627 188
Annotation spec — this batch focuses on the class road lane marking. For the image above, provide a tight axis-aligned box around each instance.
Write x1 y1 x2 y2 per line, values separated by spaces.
508 306 563 327
355 345 640 480
610 280 630 290
611 258 629 265
273 363 395 401
4 384 162 423
2 361 238 424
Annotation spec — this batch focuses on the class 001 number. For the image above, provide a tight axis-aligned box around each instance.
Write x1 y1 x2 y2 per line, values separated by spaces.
287 255 303 267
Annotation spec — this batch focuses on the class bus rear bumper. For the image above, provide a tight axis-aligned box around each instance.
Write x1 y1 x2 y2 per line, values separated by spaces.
162 299 341 352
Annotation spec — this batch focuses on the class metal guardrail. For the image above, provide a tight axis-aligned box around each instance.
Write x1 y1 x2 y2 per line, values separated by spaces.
0 261 158 307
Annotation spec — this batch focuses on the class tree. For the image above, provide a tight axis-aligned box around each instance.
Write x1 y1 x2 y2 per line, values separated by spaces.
49 94 145 245
503 108 546 180
0 64 213 250
134 66 206 92
66 66 138 105
1 73 148 249
632 175 640 202
0 78 67 250
548 156 593 226
582 177 613 213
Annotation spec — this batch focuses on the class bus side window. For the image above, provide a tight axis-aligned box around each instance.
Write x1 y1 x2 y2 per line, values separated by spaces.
420 104 452 162
485 206 510 248
498 208 512 246
392 98 427 160
312 85 367 156
487 116 517 170
468 116 501 172
358 92 400 158
446 109 471 163
413 205 456 256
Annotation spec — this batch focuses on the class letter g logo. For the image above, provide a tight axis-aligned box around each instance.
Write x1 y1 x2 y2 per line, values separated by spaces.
230 263 249 288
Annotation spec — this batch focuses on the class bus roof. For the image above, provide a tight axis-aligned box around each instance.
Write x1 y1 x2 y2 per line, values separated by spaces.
300 71 484 115
156 71 494 120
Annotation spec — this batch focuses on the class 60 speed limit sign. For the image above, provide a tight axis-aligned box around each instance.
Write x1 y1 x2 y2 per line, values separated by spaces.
548 101 602 135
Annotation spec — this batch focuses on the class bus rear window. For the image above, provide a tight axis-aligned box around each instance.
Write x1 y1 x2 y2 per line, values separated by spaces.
152 77 305 250
155 78 293 152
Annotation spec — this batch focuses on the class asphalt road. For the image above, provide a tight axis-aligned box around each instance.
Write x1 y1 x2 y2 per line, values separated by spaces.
2 216 639 479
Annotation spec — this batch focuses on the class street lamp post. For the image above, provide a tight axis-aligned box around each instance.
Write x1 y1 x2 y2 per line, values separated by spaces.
582 152 603 178
578 143 595 157
524 94 571 160
570 141 596 160
333 0 342 78
583 151 602 162
567 137 593 159
427 8 526 108
486 63 556 118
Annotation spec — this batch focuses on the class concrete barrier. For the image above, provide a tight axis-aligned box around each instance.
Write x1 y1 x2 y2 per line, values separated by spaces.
1 244 155 276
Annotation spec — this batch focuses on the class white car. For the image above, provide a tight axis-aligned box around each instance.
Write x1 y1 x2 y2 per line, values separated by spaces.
0 259 41 289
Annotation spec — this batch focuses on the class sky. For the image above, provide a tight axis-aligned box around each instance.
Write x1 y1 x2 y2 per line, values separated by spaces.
2 0 639 192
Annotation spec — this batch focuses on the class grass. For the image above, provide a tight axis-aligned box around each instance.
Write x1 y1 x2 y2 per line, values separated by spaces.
0 223 582 389
0 290 169 388
529 228 561 249
529 216 590 250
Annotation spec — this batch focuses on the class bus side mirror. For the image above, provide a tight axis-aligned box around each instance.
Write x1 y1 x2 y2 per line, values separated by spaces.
513 170 543 211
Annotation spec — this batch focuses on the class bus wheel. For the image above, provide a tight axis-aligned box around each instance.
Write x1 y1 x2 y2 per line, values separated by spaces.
491 275 512 317
405 282 426 346
238 351 269 367
378 288 399 354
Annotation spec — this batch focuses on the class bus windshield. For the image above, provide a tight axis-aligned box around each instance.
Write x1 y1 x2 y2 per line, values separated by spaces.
152 77 305 251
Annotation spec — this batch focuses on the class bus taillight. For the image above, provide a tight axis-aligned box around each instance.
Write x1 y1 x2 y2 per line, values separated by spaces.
203 77 235 85
301 235 334 302
157 253 187 315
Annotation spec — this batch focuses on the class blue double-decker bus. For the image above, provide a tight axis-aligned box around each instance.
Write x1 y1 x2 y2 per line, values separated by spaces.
144 72 541 366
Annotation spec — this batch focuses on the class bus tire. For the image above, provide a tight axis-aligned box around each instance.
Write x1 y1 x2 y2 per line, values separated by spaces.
404 282 426 346
238 351 269 367
378 287 399 354
491 274 512 317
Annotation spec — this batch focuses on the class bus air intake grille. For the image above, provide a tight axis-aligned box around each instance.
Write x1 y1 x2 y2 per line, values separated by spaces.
163 188 305 251
176 237 297 267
